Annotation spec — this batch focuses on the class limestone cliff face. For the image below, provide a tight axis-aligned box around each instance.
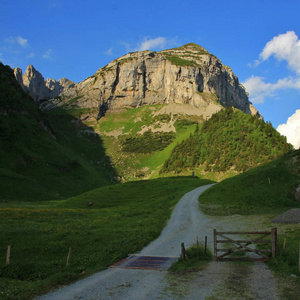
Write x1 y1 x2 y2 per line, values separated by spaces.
54 43 260 119
14 65 75 102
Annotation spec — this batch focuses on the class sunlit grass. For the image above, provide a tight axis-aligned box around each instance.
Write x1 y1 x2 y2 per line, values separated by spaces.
0 177 213 299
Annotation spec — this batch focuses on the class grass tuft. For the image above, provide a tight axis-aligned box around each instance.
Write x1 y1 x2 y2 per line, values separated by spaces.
169 244 212 274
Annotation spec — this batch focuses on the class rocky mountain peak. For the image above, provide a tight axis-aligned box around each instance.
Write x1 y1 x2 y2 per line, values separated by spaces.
52 43 260 120
14 65 75 102
18 43 261 120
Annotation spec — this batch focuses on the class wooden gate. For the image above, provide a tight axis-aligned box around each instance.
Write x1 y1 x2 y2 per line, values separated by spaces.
213 228 277 262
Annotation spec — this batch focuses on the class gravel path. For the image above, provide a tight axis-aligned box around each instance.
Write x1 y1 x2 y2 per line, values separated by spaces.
37 184 280 300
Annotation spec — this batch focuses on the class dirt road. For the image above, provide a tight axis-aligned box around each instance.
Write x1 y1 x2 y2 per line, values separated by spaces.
37 184 280 299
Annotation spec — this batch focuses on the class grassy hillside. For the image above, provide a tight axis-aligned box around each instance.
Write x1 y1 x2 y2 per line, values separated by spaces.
92 105 199 181
0 63 115 201
0 177 213 299
161 108 293 176
199 150 300 292
199 150 300 215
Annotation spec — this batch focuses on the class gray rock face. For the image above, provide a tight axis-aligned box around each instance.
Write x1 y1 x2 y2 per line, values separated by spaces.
54 43 260 119
14 65 75 102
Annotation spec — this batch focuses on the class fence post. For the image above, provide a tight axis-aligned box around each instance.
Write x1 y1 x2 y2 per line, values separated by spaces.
181 243 186 260
205 236 208 259
66 247 72 267
196 236 199 258
271 227 278 258
214 229 217 261
299 242 300 272
6 245 10 265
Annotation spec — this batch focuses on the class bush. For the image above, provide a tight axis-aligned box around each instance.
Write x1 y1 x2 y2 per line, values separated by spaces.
120 131 175 153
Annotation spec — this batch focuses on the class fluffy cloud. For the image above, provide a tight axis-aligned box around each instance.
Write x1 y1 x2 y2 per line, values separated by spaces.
245 31 300 103
17 36 28 48
136 37 166 51
277 109 300 149
243 76 300 104
259 31 300 74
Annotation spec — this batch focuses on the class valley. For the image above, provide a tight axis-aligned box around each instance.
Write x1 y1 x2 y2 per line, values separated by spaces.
0 41 300 299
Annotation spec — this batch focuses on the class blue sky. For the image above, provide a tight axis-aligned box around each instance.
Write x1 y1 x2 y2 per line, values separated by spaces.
1 0 299 147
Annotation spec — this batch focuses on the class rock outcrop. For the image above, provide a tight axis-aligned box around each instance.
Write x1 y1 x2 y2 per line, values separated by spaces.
50 43 260 119
14 65 75 102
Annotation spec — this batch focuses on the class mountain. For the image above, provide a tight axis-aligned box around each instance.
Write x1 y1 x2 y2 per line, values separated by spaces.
0 63 115 201
34 43 260 120
7 42 291 185
14 65 75 102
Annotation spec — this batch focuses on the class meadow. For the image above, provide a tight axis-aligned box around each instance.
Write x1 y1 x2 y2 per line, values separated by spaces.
0 177 213 299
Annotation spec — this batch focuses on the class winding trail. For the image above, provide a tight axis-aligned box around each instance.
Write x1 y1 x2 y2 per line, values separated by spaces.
37 184 280 299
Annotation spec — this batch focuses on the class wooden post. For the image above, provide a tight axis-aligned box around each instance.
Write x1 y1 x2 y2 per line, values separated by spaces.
205 236 208 259
214 229 217 261
268 177 271 185
283 238 286 250
66 247 72 267
271 227 278 258
6 245 10 265
181 243 186 260
196 236 199 258
299 242 300 272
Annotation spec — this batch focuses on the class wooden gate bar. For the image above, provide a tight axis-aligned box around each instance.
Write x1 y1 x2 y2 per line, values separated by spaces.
217 240 270 243
216 231 272 235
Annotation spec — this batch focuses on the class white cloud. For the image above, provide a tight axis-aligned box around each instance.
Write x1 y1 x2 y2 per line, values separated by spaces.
5 36 28 48
242 75 300 104
17 36 28 48
244 32 300 103
277 109 300 149
136 37 167 51
42 49 53 59
258 31 300 74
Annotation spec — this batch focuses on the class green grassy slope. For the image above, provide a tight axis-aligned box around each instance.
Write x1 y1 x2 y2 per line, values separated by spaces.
94 105 199 180
0 177 213 299
0 63 115 201
199 150 300 216
199 150 300 292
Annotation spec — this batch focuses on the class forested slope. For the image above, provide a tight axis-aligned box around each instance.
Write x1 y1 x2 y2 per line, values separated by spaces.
161 108 293 174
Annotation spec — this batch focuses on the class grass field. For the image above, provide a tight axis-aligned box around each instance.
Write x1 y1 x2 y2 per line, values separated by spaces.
198 150 300 295
0 177 213 300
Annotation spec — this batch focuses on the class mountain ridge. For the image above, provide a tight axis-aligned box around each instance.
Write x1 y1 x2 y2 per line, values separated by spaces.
14 43 261 121
14 64 75 102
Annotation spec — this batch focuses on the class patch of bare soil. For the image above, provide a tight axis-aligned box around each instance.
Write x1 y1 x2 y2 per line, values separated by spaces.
102 126 124 138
